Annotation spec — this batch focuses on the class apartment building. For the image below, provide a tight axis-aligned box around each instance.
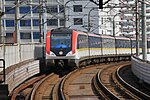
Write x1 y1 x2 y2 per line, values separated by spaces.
1 0 64 43
1 0 137 43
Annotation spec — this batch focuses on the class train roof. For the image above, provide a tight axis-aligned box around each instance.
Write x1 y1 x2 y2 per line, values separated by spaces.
51 27 73 34
115 36 130 40
101 35 114 39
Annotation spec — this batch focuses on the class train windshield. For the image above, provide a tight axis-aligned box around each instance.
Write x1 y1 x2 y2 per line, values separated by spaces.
51 33 72 49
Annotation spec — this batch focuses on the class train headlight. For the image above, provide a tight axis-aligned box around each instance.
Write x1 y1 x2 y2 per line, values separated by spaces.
59 51 63 55
50 51 56 56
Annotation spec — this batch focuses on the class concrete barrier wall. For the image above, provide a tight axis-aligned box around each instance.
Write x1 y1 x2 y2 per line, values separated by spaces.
21 44 34 61
0 43 44 93
0 43 44 68
0 44 19 68
131 56 150 84
6 60 39 92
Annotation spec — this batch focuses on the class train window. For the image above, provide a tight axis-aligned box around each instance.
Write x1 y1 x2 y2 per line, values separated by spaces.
51 33 71 48
116 39 131 48
89 36 101 48
102 38 115 48
77 35 88 49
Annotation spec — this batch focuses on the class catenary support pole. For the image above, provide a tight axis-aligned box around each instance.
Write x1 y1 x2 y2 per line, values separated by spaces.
15 0 21 62
141 0 147 60
136 0 140 56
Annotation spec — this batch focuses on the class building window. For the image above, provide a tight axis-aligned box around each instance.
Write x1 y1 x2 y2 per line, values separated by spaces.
20 6 30 13
73 5 82 12
147 27 150 32
60 19 64 26
20 32 31 39
59 5 64 13
47 6 58 13
6 20 14 27
32 6 39 13
33 32 40 39
47 19 58 26
33 19 40 26
20 20 31 26
5 7 16 14
6 33 13 37
74 18 83 25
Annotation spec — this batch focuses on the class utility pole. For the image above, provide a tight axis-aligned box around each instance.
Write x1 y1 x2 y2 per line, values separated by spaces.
15 0 20 43
0 0 4 44
39 0 45 59
43 0 47 43
141 0 147 60
15 0 21 62
39 0 43 43
135 0 140 56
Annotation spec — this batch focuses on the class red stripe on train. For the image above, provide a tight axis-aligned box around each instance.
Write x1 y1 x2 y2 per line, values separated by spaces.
72 30 78 54
46 31 51 54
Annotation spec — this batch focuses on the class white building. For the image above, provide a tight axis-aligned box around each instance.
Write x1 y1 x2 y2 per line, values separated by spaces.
65 0 120 35
0 0 124 44
99 0 120 35
64 0 99 33
0 0 64 43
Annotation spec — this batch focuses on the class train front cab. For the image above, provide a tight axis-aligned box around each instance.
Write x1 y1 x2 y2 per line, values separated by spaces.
46 29 78 70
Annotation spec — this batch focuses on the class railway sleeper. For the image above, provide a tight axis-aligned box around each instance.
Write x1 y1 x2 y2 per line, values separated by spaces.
110 72 134 99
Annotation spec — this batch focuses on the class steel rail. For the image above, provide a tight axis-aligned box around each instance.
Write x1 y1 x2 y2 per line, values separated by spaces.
116 65 150 99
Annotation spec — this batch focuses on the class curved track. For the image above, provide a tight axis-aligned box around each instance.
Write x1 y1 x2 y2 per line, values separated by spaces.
97 62 141 99
11 74 46 100
59 61 150 100
116 65 150 99
59 63 125 100
96 62 150 99
30 73 64 100
11 61 150 100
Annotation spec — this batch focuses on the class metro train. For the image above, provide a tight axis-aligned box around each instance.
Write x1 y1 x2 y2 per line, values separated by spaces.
46 28 150 69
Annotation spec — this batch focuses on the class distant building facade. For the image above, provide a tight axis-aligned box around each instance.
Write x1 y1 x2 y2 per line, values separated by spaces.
64 0 99 34
2 0 149 43
0 0 64 43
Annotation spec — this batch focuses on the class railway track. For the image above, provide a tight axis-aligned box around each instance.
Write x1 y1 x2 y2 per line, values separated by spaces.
10 66 70 100
116 65 150 99
30 73 64 100
59 63 119 100
95 62 139 99
11 74 46 100
95 62 150 99
11 61 150 100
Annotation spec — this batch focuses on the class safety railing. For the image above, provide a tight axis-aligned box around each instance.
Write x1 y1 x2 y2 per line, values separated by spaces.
0 59 5 83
